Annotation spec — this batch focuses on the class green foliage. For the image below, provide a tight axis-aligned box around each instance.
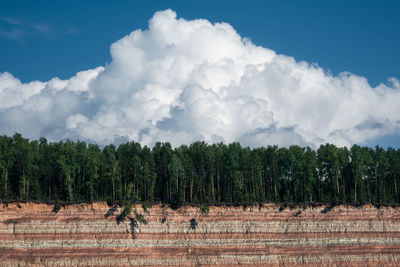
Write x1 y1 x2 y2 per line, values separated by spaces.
1 133 400 206
117 203 132 222
52 202 62 213
4 219 19 224
189 218 197 230
134 209 148 225
321 205 333 214
200 205 209 216
142 201 151 214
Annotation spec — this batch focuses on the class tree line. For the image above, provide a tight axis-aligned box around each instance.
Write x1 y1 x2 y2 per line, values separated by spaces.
1 133 400 205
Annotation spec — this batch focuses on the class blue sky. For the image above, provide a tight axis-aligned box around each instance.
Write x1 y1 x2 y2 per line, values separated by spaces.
1 0 398 85
0 1 399 148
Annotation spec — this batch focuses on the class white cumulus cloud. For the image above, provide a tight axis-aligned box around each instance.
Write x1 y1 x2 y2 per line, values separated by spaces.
0 9 399 148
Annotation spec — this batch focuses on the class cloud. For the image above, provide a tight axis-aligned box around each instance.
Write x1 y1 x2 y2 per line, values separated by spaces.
0 16 77 40
0 9 399 148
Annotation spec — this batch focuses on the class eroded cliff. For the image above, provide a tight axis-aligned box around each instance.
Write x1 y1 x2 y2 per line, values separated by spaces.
1 202 400 266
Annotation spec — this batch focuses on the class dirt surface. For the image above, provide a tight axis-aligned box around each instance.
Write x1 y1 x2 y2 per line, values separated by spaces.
1 202 400 266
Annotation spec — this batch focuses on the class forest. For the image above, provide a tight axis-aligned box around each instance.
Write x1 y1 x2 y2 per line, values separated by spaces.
0 133 400 205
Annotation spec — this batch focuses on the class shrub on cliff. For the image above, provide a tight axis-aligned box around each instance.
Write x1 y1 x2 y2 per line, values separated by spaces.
104 205 118 218
4 219 19 224
134 209 148 225
200 205 209 216
52 202 62 213
116 203 132 223
189 218 197 230
142 201 151 214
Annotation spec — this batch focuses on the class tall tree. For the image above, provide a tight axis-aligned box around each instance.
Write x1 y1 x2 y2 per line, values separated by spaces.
140 146 156 201
387 147 400 203
317 144 341 203
0 136 13 199
11 133 33 200
152 142 172 202
101 144 119 201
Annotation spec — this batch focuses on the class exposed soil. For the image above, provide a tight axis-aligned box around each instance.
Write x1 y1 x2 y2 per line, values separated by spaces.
1 202 400 266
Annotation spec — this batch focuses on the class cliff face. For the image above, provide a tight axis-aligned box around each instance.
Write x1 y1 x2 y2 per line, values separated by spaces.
1 202 400 266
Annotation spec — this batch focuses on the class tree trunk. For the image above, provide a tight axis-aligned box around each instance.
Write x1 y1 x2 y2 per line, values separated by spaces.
112 176 115 201
23 172 26 200
251 166 255 199
217 172 220 198
394 173 398 201
133 171 136 197
211 174 215 202
48 175 51 200
183 181 186 201
336 175 340 199
176 175 179 198
354 176 357 203
3 167 8 199
190 174 193 203
203 180 206 200
27 177 30 200
124 170 127 199
166 180 170 201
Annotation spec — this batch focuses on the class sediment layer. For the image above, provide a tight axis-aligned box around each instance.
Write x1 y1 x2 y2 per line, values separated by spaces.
1 202 399 266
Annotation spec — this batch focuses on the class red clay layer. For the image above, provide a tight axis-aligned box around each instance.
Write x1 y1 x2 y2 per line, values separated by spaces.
1 231 400 241
1 244 400 259
1 202 400 266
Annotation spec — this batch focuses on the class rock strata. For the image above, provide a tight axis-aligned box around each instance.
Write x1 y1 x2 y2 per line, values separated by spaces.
1 203 400 266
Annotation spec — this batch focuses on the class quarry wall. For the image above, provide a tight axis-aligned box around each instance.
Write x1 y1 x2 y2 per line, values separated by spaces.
1 202 400 266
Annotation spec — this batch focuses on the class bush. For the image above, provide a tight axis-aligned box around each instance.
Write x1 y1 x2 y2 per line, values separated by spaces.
321 205 333 214
142 201 151 214
104 205 118 218
200 205 209 216
189 218 197 230
116 203 133 223
4 219 18 224
170 199 182 210
52 202 62 213
293 210 302 217
134 209 148 225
